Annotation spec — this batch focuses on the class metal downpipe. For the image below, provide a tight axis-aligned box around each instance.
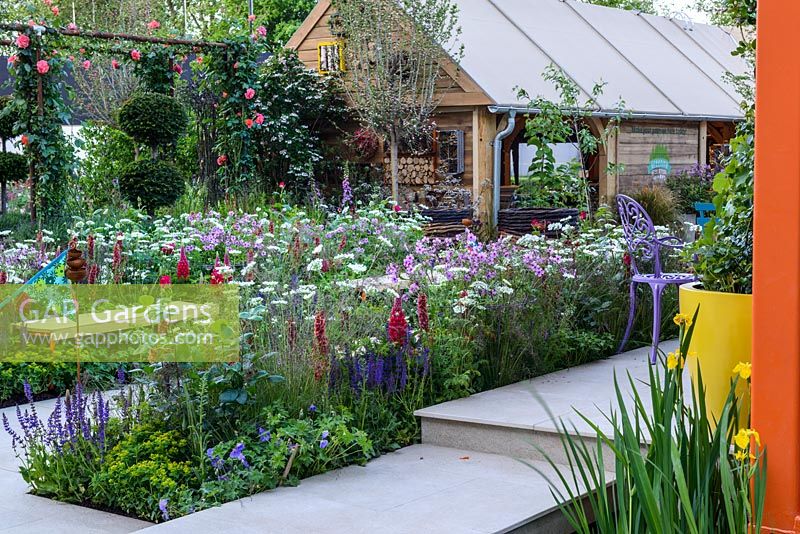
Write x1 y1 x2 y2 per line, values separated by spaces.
492 110 517 229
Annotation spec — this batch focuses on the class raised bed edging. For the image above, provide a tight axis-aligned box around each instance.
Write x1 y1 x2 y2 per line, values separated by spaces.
498 207 580 237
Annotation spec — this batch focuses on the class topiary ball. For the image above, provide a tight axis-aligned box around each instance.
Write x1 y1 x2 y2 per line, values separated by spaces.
118 160 186 215
0 152 27 184
117 93 188 149
0 96 22 141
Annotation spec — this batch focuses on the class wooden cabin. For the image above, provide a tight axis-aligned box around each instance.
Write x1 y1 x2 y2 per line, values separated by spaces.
287 0 747 226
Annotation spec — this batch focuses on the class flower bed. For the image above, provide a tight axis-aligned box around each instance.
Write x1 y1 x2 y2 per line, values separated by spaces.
1 201 681 521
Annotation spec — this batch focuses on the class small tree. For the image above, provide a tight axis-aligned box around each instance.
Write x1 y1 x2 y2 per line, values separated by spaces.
517 65 627 216
333 0 462 202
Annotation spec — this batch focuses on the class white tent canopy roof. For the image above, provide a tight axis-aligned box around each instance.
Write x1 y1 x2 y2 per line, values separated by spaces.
454 0 748 119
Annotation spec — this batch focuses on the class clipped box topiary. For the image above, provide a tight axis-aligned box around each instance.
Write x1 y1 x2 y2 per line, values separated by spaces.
118 160 186 216
118 93 188 157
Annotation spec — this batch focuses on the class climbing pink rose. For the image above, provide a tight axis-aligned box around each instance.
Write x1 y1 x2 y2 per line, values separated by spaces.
256 26 267 37
82 60 91 70
147 20 160 30
244 88 255 100
36 60 50 74
217 155 228 166
67 22 77 31
16 34 30 49
7 55 18 66
51 6 59 16
244 118 254 128
130 49 141 61
255 113 264 125
111 59 120 69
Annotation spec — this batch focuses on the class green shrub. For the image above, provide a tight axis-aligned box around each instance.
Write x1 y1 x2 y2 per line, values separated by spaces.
0 152 28 186
0 96 22 141
629 186 679 227
119 160 186 214
665 164 715 213
91 426 194 521
118 93 188 151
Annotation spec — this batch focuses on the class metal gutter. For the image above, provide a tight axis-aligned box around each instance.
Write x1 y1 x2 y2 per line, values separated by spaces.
488 105 743 122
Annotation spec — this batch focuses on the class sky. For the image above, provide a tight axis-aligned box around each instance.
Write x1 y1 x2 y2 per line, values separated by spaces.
657 0 711 23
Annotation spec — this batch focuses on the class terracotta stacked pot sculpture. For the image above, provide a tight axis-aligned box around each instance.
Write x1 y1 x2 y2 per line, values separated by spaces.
66 248 88 283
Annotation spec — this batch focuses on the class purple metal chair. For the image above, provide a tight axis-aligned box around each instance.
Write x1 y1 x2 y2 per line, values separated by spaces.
616 194 697 363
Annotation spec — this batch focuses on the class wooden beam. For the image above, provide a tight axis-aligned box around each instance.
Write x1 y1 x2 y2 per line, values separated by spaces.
0 22 226 47
752 0 800 531
286 0 332 50
438 92 494 107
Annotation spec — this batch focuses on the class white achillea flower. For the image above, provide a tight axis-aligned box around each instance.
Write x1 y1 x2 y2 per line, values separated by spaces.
307 258 323 272
347 263 367 274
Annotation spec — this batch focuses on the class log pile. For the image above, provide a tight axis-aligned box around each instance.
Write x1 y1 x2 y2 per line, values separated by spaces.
384 156 436 185
421 208 472 237
498 208 580 237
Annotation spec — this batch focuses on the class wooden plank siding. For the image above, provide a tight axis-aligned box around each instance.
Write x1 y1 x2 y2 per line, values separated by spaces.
616 121 700 193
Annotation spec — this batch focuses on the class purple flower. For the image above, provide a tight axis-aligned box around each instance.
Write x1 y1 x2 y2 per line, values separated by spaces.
230 442 249 468
207 447 223 469
116 366 126 385
320 439 329 449
258 427 271 442
321 430 329 439
23 380 33 403
159 498 170 521
309 404 317 413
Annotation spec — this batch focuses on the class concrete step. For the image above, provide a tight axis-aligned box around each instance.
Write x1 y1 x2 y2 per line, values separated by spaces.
138 443 580 534
415 341 678 466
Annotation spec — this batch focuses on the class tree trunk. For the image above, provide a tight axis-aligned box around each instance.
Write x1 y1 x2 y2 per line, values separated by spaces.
389 129 399 203
1 180 6 215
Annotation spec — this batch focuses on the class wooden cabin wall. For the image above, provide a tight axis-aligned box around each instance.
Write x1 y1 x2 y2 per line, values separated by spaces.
616 120 701 193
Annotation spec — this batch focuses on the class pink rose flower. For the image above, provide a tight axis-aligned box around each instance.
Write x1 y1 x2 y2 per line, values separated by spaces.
16 34 30 49
82 60 91 70
130 49 141 61
36 60 50 74
51 6 59 16
195 56 203 64
278 181 285 189
111 59 120 69
147 20 160 30
247 14 256 22
244 88 255 100
7 55 18 66
67 22 77 31
257 26 267 37
244 118 254 128
233 62 239 69
217 155 228 166
173 63 183 74
255 113 264 125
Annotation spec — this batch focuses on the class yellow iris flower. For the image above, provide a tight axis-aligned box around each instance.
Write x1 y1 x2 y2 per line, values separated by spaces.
734 428 761 450
666 351 684 370
732 362 752 380
673 313 693 327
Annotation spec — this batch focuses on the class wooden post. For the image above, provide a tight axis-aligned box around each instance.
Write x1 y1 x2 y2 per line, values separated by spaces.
752 0 800 531
698 121 708 167
472 107 496 227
